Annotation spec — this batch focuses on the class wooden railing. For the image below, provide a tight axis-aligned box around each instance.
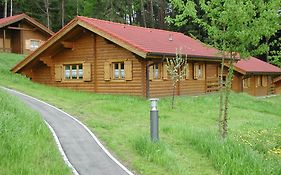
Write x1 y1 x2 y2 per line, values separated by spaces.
206 78 220 93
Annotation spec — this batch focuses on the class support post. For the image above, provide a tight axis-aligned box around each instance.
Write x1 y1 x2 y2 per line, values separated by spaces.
149 98 159 141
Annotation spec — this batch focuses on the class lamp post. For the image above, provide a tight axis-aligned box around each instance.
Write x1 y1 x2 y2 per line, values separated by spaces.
149 98 159 141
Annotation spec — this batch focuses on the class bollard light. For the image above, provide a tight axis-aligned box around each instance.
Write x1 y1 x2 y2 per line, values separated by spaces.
149 98 159 142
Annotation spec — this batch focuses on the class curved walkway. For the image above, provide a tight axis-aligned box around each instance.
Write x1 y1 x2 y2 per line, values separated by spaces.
4 88 134 175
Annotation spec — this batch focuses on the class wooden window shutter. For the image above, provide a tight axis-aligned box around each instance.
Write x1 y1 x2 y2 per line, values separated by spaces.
104 61 111 81
262 76 267 87
25 39 30 50
162 63 168 80
83 63 91 82
256 76 260 87
193 63 199 79
55 65 62 82
124 60 133 81
185 64 189 79
149 66 153 80
202 64 206 80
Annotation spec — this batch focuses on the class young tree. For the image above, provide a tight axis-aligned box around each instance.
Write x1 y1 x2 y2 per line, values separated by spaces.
268 36 281 68
166 51 188 109
169 0 280 138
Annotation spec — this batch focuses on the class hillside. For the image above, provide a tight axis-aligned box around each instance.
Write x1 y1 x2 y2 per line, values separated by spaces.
0 52 281 175
0 58 71 174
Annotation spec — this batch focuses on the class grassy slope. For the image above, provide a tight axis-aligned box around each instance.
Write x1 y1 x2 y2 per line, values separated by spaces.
0 89 71 174
1 53 280 175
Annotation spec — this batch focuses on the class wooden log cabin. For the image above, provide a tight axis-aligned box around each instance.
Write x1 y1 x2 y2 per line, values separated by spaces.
11 16 281 97
0 14 53 54
232 57 281 96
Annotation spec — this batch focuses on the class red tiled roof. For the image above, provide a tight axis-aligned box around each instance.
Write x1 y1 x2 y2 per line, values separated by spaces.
77 16 221 59
0 13 53 35
235 57 281 74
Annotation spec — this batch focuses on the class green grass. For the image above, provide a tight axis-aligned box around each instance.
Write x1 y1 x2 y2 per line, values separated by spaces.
0 52 280 175
0 89 71 175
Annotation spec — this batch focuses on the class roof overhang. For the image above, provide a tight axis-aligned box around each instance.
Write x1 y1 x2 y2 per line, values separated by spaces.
0 14 53 36
77 20 148 58
273 76 281 83
11 18 78 73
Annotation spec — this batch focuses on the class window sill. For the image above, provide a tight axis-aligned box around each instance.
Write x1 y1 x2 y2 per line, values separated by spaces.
62 80 84 83
110 79 126 82
150 79 163 82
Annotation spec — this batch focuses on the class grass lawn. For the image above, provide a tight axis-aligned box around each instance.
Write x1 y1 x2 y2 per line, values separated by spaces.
1 52 281 175
0 87 71 174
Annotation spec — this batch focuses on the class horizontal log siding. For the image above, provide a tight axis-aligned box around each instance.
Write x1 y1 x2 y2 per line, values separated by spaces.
52 32 95 92
32 62 51 84
21 22 50 54
95 36 143 96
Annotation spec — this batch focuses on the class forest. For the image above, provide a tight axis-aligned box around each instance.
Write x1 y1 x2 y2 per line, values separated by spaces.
0 0 280 66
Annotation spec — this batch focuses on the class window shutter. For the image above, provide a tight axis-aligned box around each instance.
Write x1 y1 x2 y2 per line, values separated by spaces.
104 61 111 81
55 65 62 82
256 76 259 87
149 66 153 80
201 64 205 80
83 63 91 82
25 39 30 50
262 76 267 87
124 60 133 81
193 63 199 79
185 64 189 79
163 63 168 80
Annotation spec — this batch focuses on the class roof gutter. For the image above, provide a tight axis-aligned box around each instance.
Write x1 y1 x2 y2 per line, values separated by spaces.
146 52 234 61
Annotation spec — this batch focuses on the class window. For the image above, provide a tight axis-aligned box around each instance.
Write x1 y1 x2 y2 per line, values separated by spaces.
64 64 83 80
30 40 40 51
256 76 262 87
113 62 125 80
256 75 268 87
153 64 160 79
193 63 205 80
185 63 189 79
149 63 163 80
243 78 251 88
104 60 132 81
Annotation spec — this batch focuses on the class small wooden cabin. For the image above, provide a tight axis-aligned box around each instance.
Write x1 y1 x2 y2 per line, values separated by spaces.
232 57 281 96
0 14 53 54
11 16 281 97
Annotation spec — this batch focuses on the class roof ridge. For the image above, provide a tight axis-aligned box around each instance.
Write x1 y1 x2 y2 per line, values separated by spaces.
77 16 182 35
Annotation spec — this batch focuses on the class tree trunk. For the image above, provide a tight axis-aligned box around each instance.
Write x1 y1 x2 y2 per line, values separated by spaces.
150 0 154 28
218 57 225 136
10 0 12 16
222 56 234 139
172 84 176 109
61 0 65 27
4 0 7 17
140 0 146 27
76 0 79 15
44 0 50 29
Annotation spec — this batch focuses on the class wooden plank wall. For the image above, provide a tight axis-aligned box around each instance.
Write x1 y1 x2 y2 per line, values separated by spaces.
52 31 95 92
21 22 50 54
95 36 144 96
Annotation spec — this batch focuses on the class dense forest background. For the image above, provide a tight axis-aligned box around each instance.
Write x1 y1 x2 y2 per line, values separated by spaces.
0 0 280 65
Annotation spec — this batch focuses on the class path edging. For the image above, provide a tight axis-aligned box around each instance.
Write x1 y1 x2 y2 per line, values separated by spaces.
3 87 134 175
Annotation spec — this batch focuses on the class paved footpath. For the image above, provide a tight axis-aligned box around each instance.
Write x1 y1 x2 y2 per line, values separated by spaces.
4 88 133 175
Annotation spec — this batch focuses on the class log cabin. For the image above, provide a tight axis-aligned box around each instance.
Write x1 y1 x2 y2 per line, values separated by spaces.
11 16 281 97
232 57 281 96
0 13 53 54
